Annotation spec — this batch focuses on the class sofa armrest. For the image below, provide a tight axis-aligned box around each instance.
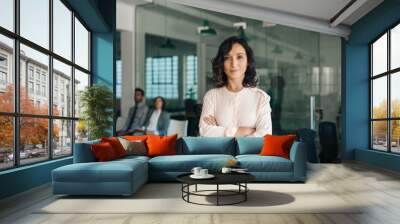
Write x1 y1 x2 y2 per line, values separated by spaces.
73 141 99 163
289 141 307 181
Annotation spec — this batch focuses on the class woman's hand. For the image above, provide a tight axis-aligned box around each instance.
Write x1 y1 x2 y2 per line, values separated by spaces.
203 115 218 126
235 127 256 137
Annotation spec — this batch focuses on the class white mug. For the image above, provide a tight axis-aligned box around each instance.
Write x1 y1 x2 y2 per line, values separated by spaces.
221 167 232 174
191 167 202 176
200 169 208 176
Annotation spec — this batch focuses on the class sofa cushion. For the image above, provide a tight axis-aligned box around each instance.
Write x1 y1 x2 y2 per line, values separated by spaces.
236 137 263 155
178 137 236 155
147 134 177 157
91 142 118 161
118 137 147 156
236 155 293 172
260 135 296 159
149 154 235 172
53 158 147 183
101 137 127 158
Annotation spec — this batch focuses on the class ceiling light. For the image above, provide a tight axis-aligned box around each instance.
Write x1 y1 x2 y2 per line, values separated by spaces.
272 45 282 54
160 38 176 50
197 20 217 36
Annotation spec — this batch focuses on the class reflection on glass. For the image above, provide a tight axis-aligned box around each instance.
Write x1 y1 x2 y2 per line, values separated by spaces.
372 121 388 151
53 59 72 117
391 72 400 118
75 120 88 143
53 0 72 60
136 5 342 137
20 0 49 49
0 116 13 170
74 69 89 118
20 117 49 165
53 119 72 157
74 17 89 70
20 44 49 115
391 24 400 70
391 120 400 153
0 0 14 31
0 34 14 112
372 34 387 76
372 77 387 119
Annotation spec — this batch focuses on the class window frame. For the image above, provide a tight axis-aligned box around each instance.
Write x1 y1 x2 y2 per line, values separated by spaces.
369 20 400 154
145 55 179 99
0 0 92 171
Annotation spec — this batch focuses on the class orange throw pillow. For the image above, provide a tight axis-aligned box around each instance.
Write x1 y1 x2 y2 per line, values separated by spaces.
146 134 177 157
91 142 117 162
123 135 148 142
259 135 296 159
101 137 127 158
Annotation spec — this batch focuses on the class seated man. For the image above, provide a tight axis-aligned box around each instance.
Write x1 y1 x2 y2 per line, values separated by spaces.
117 88 149 136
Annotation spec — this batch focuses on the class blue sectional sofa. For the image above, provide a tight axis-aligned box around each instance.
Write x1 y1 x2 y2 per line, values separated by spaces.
52 137 306 196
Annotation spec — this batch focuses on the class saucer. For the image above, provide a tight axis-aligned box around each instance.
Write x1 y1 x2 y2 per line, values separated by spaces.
190 174 215 179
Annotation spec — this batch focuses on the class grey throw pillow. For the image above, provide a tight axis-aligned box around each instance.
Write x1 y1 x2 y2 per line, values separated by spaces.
118 137 147 156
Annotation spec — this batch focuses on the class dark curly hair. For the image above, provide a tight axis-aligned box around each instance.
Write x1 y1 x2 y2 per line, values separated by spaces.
153 96 166 110
212 36 258 88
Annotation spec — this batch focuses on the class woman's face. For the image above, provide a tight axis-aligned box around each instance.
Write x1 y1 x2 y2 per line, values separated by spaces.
223 43 248 83
154 98 163 110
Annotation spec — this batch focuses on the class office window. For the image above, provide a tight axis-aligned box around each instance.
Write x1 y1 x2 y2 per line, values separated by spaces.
42 85 46 97
185 55 198 100
0 1 91 170
74 18 89 70
0 54 7 67
28 67 34 80
53 59 72 117
0 71 6 85
35 84 40 95
28 81 34 94
145 56 178 99
35 70 41 81
370 23 400 154
53 119 72 158
0 0 14 31
53 0 72 60
20 0 49 49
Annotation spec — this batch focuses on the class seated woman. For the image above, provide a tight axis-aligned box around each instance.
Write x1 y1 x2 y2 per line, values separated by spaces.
199 36 272 137
136 96 170 136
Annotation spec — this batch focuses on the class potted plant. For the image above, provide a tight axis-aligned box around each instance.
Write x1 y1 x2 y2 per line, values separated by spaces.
79 84 114 140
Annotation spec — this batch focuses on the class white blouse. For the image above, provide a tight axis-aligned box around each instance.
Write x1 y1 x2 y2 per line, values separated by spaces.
146 109 162 135
199 86 272 137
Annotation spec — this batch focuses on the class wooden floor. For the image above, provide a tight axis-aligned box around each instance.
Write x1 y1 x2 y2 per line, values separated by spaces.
1 162 400 224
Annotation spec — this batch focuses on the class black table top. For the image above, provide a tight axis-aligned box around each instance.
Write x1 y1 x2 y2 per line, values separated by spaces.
177 172 255 185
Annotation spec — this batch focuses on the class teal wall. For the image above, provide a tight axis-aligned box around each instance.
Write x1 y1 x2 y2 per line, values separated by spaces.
0 158 72 199
0 0 116 200
344 0 400 171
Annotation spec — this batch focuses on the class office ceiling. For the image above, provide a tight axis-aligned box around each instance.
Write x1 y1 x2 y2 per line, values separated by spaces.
221 0 381 26
124 0 384 37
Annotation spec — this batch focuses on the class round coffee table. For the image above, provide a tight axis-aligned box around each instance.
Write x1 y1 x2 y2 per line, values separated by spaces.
177 173 255 206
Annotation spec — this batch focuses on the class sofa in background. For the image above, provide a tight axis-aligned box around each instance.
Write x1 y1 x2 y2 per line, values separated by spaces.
52 137 307 196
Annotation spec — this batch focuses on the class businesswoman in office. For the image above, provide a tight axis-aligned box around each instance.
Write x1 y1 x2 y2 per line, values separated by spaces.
199 36 272 137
